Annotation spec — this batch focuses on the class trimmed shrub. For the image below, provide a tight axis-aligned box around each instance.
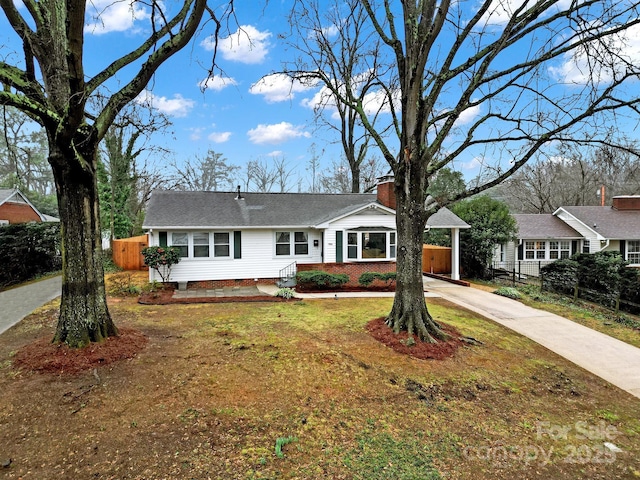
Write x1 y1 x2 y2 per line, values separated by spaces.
296 270 349 290
142 245 182 283
358 272 396 287
541 259 579 295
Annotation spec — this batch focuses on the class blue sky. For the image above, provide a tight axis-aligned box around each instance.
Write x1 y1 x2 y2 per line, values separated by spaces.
2 0 640 191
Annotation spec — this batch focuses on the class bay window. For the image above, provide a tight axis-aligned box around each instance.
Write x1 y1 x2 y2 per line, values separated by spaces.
345 229 396 261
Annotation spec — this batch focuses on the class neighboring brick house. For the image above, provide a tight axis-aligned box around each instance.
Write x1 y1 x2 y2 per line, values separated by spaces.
0 188 49 225
142 177 469 288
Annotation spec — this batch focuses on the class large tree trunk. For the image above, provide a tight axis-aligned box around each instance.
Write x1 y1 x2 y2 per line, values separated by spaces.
50 143 118 348
386 175 448 343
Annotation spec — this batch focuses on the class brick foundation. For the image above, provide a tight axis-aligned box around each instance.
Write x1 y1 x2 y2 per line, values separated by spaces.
187 278 279 289
297 262 396 286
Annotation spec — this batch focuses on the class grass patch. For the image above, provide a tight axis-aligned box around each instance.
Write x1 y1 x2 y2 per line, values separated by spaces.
344 426 440 479
1 295 639 479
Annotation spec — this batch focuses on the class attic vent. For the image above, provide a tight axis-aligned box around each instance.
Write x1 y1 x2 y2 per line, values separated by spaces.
235 185 243 200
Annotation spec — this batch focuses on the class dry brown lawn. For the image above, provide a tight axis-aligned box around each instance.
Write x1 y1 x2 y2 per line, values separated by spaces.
1 275 639 479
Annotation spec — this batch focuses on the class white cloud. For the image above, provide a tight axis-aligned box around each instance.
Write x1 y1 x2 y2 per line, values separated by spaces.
267 150 284 157
549 23 640 85
199 75 238 91
135 90 195 117
201 25 271 64
189 127 204 141
250 74 315 103
454 104 481 127
85 0 150 35
247 122 311 145
460 156 483 170
208 131 232 143
480 0 572 27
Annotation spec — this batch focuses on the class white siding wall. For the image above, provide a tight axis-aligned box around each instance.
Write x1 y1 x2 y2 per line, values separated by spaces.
555 211 601 252
324 208 396 262
147 229 323 282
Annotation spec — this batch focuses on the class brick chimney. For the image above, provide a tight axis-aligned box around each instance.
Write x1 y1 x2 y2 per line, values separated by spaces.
376 175 396 210
612 196 640 210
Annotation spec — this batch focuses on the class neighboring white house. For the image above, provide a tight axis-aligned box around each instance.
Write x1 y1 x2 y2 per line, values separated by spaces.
142 178 468 286
494 196 640 274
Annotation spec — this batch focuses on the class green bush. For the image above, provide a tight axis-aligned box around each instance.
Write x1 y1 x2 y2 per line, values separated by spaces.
541 258 579 295
0 222 61 287
358 272 396 286
493 286 521 299
275 287 295 299
296 270 349 290
142 245 182 283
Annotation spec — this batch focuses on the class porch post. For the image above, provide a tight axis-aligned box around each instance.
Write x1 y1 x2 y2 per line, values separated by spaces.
451 228 460 280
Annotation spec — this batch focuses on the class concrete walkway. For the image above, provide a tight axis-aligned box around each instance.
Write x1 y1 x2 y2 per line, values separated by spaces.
424 278 640 400
0 275 61 336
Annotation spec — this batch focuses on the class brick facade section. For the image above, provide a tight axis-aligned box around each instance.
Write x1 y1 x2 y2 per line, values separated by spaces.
187 278 279 289
297 261 396 286
0 202 42 223
376 180 396 210
612 196 640 211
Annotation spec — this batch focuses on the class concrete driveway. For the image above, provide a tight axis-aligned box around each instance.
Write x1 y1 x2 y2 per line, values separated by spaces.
0 275 61 335
425 277 640 400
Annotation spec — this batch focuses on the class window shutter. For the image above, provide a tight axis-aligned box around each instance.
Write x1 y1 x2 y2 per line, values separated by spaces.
159 231 167 247
234 231 242 259
620 240 626 259
336 231 343 263
517 243 523 260
571 240 578 256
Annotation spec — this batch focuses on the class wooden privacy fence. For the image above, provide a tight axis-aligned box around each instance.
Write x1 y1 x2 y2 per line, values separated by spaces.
422 244 451 274
112 234 148 270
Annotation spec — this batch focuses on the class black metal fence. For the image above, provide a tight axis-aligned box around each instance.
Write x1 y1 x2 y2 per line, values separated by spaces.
490 261 548 285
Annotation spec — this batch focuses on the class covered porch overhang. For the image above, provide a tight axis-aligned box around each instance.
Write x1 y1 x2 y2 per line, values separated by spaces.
425 207 470 281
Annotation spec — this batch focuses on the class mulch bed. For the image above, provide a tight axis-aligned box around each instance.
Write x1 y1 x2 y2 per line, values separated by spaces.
138 288 298 305
366 317 462 360
13 327 148 375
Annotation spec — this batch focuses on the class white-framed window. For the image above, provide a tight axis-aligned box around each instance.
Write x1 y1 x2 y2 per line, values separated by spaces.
345 230 396 261
171 232 189 257
627 240 640 264
347 232 358 259
525 241 546 260
583 239 590 254
549 240 571 259
294 232 309 255
390 232 396 259
275 231 310 256
524 239 572 261
213 232 230 257
193 232 210 258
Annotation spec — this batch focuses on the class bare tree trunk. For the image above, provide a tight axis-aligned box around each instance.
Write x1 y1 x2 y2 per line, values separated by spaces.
50 144 117 347
386 178 448 343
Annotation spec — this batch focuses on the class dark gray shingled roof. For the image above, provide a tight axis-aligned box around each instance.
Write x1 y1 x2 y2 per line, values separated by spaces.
560 206 640 239
142 190 383 228
514 214 582 239
0 189 18 205
426 207 470 229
